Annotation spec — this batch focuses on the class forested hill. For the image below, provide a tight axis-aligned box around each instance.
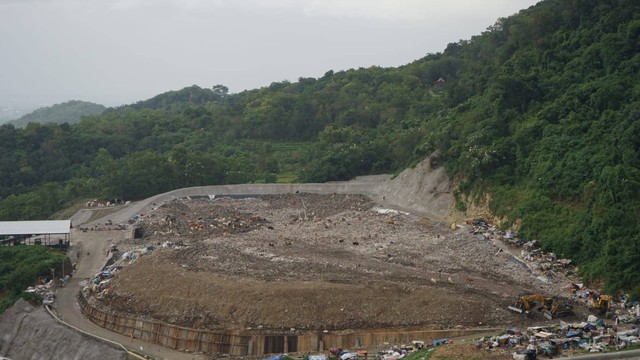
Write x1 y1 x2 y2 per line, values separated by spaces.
0 0 638 297
8 100 105 128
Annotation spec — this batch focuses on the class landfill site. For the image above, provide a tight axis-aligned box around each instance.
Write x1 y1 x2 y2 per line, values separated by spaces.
91 193 584 331
80 189 640 358
1 160 639 360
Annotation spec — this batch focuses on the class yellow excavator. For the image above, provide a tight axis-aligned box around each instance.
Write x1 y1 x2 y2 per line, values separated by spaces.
588 295 612 315
510 294 573 319
517 294 549 312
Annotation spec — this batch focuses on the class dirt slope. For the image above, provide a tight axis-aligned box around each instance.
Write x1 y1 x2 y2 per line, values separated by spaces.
0 299 126 360
375 157 453 221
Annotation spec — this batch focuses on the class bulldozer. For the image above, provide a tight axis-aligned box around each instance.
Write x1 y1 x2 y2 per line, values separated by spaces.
510 294 573 319
588 295 612 315
544 298 574 319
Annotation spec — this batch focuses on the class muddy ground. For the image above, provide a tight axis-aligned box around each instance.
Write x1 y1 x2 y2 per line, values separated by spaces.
92 193 585 333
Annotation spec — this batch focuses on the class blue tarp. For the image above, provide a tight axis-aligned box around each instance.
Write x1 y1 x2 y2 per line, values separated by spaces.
433 339 448 347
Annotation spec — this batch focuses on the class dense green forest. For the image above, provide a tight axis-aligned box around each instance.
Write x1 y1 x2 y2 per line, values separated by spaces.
8 100 106 128
0 0 638 298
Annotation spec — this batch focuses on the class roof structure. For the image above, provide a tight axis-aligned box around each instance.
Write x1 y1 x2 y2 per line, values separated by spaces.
0 220 71 236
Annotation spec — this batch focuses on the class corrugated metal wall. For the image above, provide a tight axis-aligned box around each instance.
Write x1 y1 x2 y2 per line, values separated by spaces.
78 293 250 355
78 293 492 356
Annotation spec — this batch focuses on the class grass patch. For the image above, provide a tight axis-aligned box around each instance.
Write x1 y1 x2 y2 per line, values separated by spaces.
50 198 93 220
404 348 435 360
429 343 509 359
277 172 298 183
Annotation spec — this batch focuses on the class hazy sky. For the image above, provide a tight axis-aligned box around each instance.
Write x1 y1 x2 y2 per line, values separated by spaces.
0 0 540 107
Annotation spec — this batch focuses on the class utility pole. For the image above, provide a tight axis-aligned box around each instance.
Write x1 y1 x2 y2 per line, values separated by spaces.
50 267 56 290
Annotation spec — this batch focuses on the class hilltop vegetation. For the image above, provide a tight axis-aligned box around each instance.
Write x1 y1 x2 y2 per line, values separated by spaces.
8 100 105 128
0 0 637 298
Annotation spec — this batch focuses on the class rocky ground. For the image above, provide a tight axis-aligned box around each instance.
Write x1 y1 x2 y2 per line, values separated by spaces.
89 193 588 333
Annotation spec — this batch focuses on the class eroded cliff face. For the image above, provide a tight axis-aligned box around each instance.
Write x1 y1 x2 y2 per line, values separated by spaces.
376 156 454 222
375 155 517 229
0 299 126 360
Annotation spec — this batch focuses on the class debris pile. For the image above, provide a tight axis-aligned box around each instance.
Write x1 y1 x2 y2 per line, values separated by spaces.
476 315 640 358
320 341 428 360
617 295 640 324
469 219 575 274
80 243 157 299
24 281 56 305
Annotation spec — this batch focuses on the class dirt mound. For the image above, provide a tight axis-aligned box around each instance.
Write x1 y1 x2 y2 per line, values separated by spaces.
90 193 572 333
0 299 126 360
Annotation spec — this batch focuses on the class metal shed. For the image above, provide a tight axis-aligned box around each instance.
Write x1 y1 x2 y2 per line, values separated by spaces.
0 220 71 249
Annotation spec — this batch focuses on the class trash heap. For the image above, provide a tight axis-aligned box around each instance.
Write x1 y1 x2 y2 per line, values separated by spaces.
81 244 158 298
321 341 428 360
24 281 56 305
468 219 576 279
467 218 599 299
617 295 640 324
81 269 115 298
137 198 270 239
476 315 640 358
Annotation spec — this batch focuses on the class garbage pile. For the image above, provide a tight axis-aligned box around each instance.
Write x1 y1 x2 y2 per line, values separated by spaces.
476 315 640 358
137 198 270 239
467 218 615 304
24 281 56 305
467 218 576 283
320 341 428 360
81 269 115 297
81 244 157 298
617 295 640 324
119 244 156 263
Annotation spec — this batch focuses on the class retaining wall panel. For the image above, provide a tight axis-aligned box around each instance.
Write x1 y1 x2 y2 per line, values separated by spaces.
78 293 490 356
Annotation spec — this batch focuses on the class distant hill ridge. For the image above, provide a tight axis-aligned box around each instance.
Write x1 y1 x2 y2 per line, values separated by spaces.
8 100 105 128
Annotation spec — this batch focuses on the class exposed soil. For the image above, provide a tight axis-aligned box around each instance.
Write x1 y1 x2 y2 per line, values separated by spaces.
93 193 582 333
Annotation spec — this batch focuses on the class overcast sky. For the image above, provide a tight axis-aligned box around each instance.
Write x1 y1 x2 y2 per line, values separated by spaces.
0 0 540 107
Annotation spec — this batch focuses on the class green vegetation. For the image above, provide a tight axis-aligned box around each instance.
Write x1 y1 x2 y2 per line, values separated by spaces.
402 349 434 360
0 246 69 313
8 100 106 128
0 0 638 298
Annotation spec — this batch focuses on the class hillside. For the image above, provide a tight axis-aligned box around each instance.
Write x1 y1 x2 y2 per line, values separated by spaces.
0 299 126 359
7 100 105 128
0 0 637 298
